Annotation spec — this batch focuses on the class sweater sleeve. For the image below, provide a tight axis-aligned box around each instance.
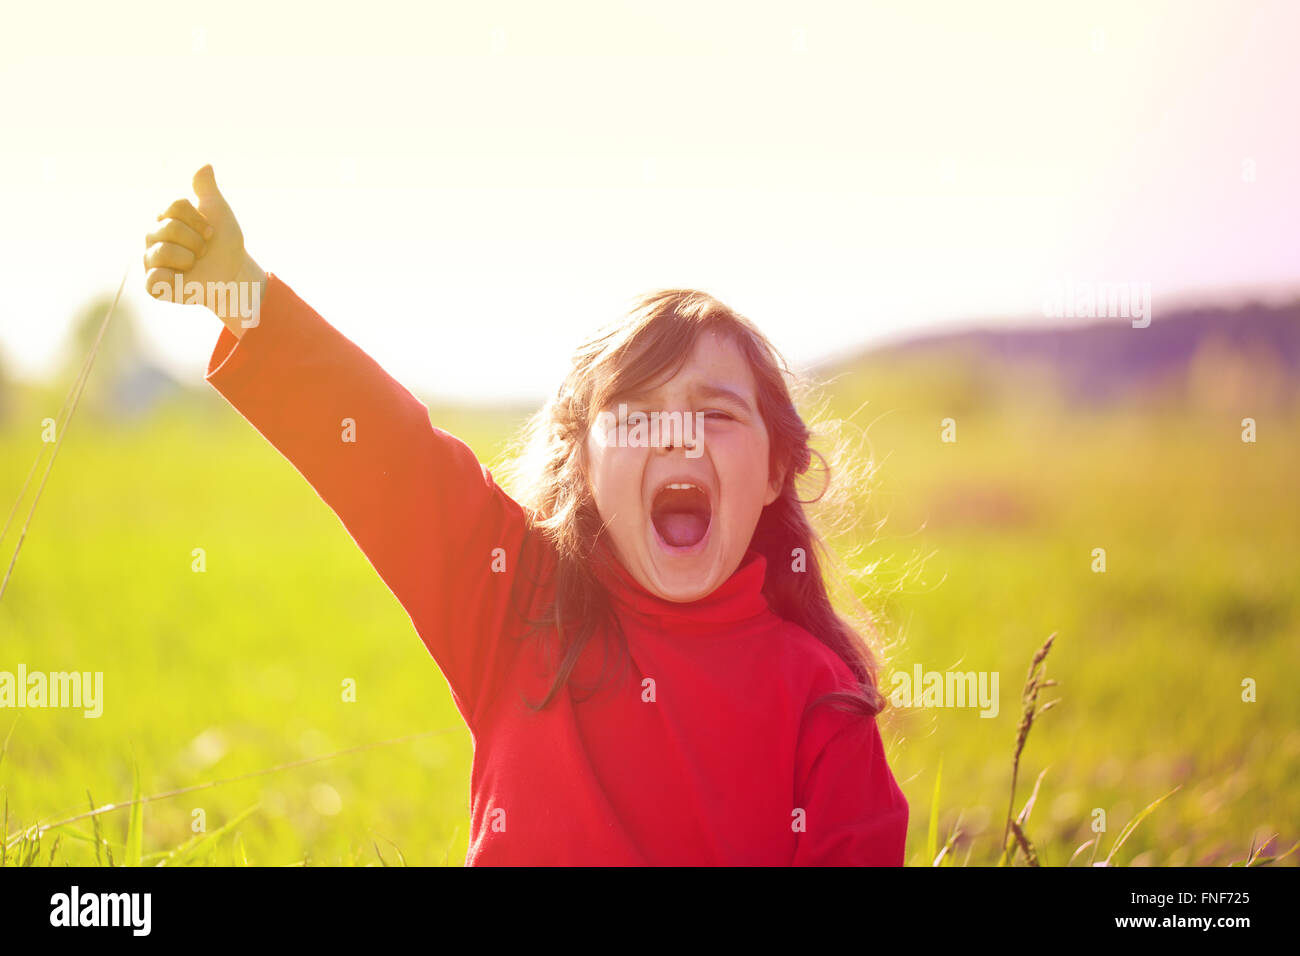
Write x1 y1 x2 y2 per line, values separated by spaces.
203 273 536 732
792 706 910 866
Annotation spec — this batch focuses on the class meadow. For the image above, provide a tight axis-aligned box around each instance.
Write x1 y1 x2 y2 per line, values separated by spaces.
1 347 1297 866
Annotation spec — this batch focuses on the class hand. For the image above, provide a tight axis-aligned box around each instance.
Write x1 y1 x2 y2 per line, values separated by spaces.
145 165 266 336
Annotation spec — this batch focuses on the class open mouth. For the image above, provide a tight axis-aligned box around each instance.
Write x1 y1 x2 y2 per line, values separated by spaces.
650 482 712 550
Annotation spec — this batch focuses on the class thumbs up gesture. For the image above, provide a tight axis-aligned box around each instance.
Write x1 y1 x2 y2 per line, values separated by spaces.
145 165 265 334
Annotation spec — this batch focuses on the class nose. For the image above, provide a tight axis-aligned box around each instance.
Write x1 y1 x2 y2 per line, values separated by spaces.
652 410 702 456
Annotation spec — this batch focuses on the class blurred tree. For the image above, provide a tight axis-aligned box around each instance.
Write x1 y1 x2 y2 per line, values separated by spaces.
57 293 182 422
59 292 142 418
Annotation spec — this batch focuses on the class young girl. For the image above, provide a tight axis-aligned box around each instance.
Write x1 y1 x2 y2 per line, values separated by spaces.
145 165 909 865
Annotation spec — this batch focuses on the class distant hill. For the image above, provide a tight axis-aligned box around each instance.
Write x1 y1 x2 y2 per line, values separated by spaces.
816 298 1300 414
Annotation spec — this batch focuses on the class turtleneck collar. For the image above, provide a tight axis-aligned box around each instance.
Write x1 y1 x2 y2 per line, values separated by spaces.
590 538 772 628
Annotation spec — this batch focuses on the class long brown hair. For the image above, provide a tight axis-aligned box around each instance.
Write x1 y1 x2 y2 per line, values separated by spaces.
497 289 891 718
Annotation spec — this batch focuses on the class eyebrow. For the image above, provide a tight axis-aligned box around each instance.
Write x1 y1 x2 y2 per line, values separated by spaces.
620 383 754 414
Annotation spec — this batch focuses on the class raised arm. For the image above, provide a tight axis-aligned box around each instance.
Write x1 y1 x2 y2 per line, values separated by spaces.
146 166 541 731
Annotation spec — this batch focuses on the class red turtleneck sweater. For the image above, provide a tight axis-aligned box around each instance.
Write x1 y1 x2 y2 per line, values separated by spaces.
205 274 909 865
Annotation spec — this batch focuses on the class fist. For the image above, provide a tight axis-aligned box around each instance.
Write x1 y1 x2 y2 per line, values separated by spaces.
145 165 263 329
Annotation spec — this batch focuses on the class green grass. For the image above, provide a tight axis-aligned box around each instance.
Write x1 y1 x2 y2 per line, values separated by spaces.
1 364 1297 866
831 358 1300 866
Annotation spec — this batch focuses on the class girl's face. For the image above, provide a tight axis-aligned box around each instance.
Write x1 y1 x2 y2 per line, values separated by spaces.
584 330 783 602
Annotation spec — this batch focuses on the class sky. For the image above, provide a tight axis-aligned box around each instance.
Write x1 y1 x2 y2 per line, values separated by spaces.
1 0 1297 404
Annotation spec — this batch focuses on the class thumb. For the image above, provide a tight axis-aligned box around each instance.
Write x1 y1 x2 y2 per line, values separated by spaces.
192 164 227 206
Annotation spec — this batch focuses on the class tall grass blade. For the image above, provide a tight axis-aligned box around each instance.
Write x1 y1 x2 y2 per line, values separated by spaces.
156 803 260 867
926 757 943 865
0 266 131 602
1103 786 1180 866
125 762 143 867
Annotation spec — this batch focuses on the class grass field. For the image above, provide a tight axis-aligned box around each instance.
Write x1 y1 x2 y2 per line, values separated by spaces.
2 357 1297 866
